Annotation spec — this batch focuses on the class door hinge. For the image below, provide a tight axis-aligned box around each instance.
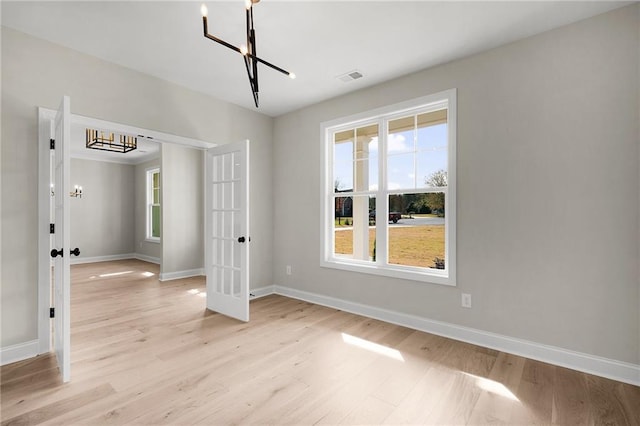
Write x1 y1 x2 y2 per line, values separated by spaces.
49 307 55 318
50 139 55 149
50 223 55 234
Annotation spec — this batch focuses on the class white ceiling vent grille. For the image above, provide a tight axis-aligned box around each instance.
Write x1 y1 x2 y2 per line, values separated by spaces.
337 70 364 83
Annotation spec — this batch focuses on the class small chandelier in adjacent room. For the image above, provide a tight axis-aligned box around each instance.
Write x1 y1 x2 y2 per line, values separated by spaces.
86 129 137 153
200 0 295 108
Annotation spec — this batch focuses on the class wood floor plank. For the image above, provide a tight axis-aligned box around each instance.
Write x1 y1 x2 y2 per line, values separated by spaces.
383 363 458 424
466 352 526 424
552 365 591 425
339 395 396 425
585 374 637 425
509 358 555 424
1 259 638 425
1 383 115 426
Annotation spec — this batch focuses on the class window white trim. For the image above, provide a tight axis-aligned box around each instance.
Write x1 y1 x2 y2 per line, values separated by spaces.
146 167 161 242
320 89 456 286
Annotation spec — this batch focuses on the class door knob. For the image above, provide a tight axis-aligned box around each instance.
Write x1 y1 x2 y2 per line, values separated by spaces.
70 248 80 257
237 236 246 243
50 248 63 258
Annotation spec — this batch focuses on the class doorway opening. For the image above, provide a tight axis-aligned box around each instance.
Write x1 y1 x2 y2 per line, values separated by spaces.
38 102 251 382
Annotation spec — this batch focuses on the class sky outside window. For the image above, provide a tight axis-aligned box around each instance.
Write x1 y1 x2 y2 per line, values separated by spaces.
334 118 447 192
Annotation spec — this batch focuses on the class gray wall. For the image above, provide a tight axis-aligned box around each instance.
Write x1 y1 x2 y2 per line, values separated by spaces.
134 157 162 261
1 5 637 368
1 26 274 348
70 158 135 259
272 5 639 364
161 144 204 275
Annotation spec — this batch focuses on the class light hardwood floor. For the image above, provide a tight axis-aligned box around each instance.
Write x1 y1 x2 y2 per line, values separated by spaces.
1 259 639 425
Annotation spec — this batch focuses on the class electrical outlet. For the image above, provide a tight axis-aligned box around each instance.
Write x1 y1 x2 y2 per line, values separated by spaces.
286 265 292 275
461 293 472 308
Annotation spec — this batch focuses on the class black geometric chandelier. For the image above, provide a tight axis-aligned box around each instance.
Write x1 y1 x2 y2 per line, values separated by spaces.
200 0 295 108
86 129 137 154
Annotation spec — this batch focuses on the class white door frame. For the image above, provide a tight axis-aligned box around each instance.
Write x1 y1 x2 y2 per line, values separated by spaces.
37 108 217 355
51 96 71 382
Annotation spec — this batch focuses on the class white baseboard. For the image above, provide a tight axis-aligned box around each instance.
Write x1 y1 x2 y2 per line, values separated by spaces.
133 253 161 264
159 268 204 281
1 340 39 366
71 253 136 265
271 285 640 386
250 285 276 299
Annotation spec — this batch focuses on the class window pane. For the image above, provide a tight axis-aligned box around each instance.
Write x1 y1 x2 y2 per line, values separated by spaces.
417 150 447 188
152 171 159 188
354 158 378 191
334 137 353 192
387 153 415 190
388 193 445 269
334 195 376 262
354 124 377 192
417 120 447 152
153 188 160 204
334 126 378 193
423 169 448 189
151 205 161 238
388 116 414 154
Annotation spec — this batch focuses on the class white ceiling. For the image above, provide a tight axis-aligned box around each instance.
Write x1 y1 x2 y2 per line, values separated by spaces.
1 1 632 117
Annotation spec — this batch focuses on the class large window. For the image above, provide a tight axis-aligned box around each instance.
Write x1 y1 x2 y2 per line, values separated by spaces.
147 168 161 241
321 89 456 285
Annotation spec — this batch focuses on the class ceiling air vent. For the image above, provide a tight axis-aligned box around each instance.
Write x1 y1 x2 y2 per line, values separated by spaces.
337 70 364 83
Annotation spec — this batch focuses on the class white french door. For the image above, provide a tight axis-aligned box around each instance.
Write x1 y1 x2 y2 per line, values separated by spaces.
205 140 250 322
51 96 71 382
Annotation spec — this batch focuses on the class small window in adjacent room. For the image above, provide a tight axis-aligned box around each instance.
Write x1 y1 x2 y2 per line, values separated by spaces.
146 168 161 241
321 89 456 285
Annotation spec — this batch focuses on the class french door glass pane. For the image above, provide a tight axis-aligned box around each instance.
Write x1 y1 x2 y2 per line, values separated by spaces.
387 193 445 269
223 152 234 181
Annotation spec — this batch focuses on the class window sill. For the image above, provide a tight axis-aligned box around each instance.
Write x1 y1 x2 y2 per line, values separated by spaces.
320 258 455 286
145 238 161 244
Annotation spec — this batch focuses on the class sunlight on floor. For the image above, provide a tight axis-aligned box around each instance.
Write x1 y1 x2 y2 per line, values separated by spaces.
141 271 155 277
341 333 404 361
90 271 134 279
187 289 207 298
462 372 519 401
